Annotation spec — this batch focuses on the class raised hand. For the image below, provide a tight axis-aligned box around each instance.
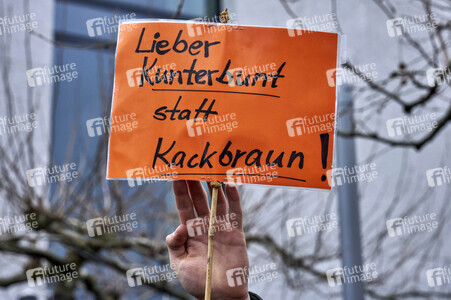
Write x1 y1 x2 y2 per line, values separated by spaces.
166 180 250 300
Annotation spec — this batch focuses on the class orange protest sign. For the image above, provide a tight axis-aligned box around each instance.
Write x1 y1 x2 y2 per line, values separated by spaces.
106 20 338 189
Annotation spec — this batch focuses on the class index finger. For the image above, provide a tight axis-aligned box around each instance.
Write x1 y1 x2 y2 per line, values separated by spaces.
173 180 196 224
225 183 243 229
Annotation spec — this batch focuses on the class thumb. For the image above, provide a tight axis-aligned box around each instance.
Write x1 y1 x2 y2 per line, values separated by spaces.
166 224 188 260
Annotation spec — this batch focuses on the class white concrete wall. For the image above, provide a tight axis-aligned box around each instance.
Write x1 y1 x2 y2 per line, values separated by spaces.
0 0 54 299
224 1 450 299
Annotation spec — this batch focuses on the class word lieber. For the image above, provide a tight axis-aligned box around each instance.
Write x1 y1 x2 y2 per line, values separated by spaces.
134 28 286 88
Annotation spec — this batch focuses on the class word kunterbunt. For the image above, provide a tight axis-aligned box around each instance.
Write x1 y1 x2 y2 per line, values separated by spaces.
135 29 286 88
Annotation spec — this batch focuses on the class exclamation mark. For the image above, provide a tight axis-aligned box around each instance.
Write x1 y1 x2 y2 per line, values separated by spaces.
320 133 329 181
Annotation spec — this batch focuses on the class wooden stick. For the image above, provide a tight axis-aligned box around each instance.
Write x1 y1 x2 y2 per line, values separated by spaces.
205 9 228 300
205 180 222 300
